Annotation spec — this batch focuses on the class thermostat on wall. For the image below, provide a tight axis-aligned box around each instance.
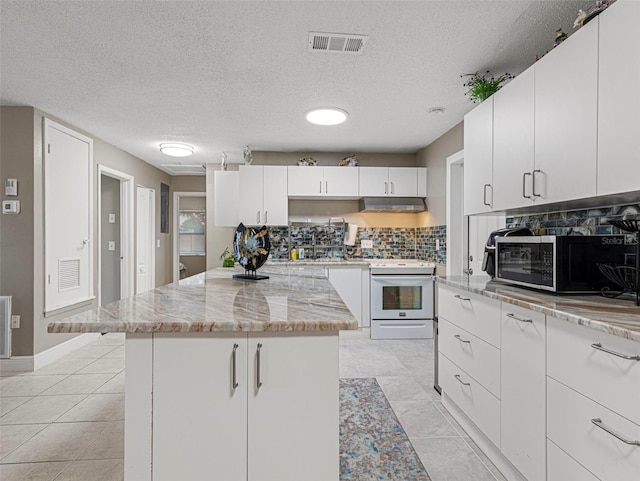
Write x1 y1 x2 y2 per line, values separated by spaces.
2 200 20 214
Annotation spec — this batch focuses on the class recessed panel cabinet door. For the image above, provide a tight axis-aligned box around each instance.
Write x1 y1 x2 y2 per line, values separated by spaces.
534 17 598 204
153 334 248 481
463 98 494 215
247 332 339 481
597 0 640 196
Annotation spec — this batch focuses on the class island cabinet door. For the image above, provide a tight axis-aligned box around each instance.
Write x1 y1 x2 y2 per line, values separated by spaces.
152 334 248 481
247 332 339 481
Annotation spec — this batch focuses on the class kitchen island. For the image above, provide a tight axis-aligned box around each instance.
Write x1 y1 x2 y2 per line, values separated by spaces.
48 265 358 481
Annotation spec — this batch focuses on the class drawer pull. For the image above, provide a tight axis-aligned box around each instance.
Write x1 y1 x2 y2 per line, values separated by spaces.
454 294 471 301
506 313 533 323
591 343 640 361
454 374 470 386
591 418 640 446
454 334 471 344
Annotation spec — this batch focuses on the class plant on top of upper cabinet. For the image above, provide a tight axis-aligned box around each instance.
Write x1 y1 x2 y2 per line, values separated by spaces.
461 70 514 103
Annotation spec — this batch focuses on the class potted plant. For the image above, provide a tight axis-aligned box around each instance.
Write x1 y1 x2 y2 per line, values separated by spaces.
462 70 514 103
220 247 236 267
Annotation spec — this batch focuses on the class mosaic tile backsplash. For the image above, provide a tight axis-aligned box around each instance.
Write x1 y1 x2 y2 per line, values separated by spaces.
506 203 640 239
267 224 447 264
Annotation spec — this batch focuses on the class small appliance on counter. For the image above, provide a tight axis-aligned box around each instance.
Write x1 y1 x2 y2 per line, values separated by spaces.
481 227 534 278
599 216 640 305
494 235 632 294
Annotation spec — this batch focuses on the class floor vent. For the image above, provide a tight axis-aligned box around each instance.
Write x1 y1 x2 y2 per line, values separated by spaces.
308 32 367 54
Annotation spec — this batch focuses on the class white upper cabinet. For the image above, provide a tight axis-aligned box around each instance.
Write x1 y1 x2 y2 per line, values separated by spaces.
534 17 598 205
492 67 535 210
597 0 640 196
287 166 358 198
358 167 421 197
238 166 288 226
464 98 494 215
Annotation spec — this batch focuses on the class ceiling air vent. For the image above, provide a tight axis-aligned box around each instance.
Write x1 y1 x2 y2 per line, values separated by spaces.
309 32 367 54
161 164 206 175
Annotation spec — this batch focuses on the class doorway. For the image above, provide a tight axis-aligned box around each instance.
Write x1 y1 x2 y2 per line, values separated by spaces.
446 150 505 277
98 165 134 306
173 192 207 282
136 186 156 294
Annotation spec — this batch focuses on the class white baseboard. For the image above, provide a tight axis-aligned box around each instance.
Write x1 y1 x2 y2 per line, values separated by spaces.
442 393 526 481
0 333 102 372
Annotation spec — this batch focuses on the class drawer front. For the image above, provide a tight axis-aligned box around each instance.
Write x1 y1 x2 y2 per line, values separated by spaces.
439 317 500 397
547 316 640 426
438 285 501 347
547 440 599 481
370 320 433 340
548 377 640 481
440 353 500 446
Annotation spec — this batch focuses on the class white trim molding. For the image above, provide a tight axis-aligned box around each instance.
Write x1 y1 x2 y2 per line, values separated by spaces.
0 332 102 372
173 191 207 283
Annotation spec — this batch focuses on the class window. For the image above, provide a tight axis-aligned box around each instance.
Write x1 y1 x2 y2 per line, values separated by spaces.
179 210 205 256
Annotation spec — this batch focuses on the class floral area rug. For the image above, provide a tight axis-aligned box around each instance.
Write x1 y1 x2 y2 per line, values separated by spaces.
340 378 431 480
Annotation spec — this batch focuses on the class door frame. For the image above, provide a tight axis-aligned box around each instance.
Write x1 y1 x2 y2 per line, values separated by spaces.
445 149 467 277
97 165 135 305
136 186 156 294
173 192 207 282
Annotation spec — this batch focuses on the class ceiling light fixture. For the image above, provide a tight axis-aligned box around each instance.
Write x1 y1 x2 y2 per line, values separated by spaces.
159 143 194 157
427 107 445 115
305 108 349 126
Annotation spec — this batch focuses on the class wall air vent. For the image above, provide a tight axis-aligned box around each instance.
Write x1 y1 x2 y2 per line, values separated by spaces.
59 258 81 291
308 32 367 54
161 164 206 176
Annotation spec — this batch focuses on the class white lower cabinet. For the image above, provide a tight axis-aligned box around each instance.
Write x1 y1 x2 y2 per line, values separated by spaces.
547 440 599 481
327 267 363 326
500 304 546 481
151 332 339 481
547 377 640 481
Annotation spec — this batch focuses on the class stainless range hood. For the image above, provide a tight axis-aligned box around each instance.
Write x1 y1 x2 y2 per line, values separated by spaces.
359 197 426 213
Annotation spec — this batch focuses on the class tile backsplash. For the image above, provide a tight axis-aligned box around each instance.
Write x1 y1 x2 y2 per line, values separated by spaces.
506 203 640 239
267 224 447 264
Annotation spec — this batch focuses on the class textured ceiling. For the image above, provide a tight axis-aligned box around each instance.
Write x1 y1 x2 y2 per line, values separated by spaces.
1 0 591 173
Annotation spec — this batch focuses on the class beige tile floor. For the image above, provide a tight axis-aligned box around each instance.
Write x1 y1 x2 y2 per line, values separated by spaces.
1 330 506 481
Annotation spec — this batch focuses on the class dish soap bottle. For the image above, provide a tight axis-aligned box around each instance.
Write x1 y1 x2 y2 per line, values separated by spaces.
290 248 298 261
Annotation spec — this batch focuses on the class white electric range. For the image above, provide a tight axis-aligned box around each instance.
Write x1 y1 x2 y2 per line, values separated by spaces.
368 260 436 340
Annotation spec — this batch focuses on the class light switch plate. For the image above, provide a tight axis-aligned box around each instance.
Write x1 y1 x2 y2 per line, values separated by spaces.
156 239 161 248
361 239 373 249
108 213 116 223
11 315 20 328
2 200 20 214
108 241 116 251
5 179 17 196
436 239 440 251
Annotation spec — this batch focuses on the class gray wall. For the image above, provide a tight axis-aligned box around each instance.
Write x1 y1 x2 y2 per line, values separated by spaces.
416 122 464 227
0 106 175 356
252 151 416 167
100 175 121 305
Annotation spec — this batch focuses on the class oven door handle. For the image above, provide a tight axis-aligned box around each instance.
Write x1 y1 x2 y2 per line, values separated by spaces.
371 275 434 282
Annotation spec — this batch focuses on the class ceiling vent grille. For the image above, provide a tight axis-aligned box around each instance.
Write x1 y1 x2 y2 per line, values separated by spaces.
161 164 206 175
309 32 367 54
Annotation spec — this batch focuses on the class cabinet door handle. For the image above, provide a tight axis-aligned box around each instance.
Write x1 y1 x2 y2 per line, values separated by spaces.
591 418 640 446
319 181 322 194
390 181 395 194
232 343 239 389
325 181 328 194
483 184 491 206
384 181 388 194
506 313 533 323
454 294 471 301
256 343 263 389
454 374 470 386
591 343 640 361
256 211 260 224
532 169 542 197
264 211 268 224
454 334 471 344
522 172 532 199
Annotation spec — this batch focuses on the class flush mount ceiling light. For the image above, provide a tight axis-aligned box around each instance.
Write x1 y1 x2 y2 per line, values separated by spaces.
305 108 349 126
159 143 194 157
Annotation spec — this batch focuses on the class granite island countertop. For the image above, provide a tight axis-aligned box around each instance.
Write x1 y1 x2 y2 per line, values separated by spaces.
48 265 359 334
439 276 640 343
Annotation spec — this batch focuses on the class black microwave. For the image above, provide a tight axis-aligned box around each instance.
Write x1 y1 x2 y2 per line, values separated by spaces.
494 235 631 293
